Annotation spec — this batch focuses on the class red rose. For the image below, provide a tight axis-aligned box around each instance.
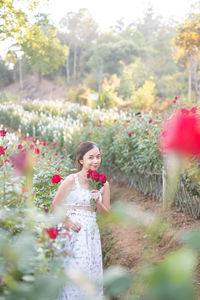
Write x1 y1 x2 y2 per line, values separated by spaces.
83 123 86 127
33 140 37 144
18 144 23 149
43 142 47 146
30 144 34 149
34 148 40 154
63 146 67 149
190 107 197 114
0 146 7 155
53 142 57 145
0 130 7 137
99 173 107 185
24 135 28 139
128 132 132 137
88 132 92 135
149 118 152 124
91 171 99 180
174 96 179 100
173 100 176 104
52 174 63 183
45 227 59 239
126 120 130 123
97 124 102 127
160 109 200 156
180 108 189 115
87 169 93 178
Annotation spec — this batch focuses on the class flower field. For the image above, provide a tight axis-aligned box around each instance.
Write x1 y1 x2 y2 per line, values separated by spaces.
1 98 200 217
1 97 200 299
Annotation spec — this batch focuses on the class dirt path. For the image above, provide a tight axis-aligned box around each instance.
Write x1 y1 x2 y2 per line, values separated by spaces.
101 182 200 296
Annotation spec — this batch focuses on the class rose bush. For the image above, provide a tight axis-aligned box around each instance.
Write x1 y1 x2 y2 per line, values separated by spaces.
1 98 200 217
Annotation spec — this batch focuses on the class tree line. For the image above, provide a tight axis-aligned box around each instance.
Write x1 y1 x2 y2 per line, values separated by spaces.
1 0 200 109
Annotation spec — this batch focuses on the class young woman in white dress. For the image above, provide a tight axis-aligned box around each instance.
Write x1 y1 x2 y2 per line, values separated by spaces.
52 141 110 299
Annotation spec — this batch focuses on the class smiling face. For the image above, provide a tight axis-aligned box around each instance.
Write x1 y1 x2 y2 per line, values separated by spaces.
79 146 101 171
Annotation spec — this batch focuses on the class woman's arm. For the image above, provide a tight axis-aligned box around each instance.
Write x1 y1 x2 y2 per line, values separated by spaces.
51 174 74 212
96 181 110 215
51 174 82 232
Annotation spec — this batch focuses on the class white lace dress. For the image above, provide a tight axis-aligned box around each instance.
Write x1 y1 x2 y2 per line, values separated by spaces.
57 174 104 300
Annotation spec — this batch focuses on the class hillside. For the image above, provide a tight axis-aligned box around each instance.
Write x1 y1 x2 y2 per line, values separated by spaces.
1 75 68 100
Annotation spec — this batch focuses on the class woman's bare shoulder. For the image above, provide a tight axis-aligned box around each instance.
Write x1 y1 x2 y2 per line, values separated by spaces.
61 174 75 189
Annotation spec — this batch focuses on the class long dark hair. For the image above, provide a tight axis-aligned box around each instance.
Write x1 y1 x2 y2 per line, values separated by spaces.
75 141 101 171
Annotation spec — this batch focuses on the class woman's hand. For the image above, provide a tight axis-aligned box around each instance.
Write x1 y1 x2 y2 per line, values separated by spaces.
91 190 101 203
63 220 82 232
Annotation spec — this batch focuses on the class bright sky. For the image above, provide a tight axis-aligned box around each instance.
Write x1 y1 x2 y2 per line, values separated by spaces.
44 0 195 30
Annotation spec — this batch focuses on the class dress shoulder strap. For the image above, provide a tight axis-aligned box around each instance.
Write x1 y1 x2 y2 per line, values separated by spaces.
74 173 81 189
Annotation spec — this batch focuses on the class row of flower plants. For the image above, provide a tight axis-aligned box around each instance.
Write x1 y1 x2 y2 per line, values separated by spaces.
0 129 140 299
0 130 71 299
1 127 200 300
0 97 200 218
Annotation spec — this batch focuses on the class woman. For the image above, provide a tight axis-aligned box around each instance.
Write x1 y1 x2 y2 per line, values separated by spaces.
52 141 110 299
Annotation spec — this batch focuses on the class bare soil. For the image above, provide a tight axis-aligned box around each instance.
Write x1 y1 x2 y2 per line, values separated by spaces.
1 75 68 100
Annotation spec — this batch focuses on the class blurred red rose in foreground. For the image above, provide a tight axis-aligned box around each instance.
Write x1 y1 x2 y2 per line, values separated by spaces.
44 227 59 239
0 146 7 155
160 108 200 157
34 148 40 154
10 151 28 176
0 130 7 136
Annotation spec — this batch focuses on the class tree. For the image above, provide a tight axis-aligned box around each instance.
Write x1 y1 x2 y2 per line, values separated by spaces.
59 8 98 83
0 0 39 41
21 14 68 83
174 14 200 101
0 59 13 87
89 31 138 92
137 7 163 43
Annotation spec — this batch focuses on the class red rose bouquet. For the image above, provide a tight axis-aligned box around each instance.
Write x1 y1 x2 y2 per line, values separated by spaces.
87 169 107 210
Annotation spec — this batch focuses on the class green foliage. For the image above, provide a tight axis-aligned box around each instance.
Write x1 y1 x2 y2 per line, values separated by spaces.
0 60 13 87
131 80 157 111
21 18 68 77
33 151 73 209
0 3 192 105
96 91 115 109
141 248 197 300
0 0 33 41
104 266 133 297
156 72 188 98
